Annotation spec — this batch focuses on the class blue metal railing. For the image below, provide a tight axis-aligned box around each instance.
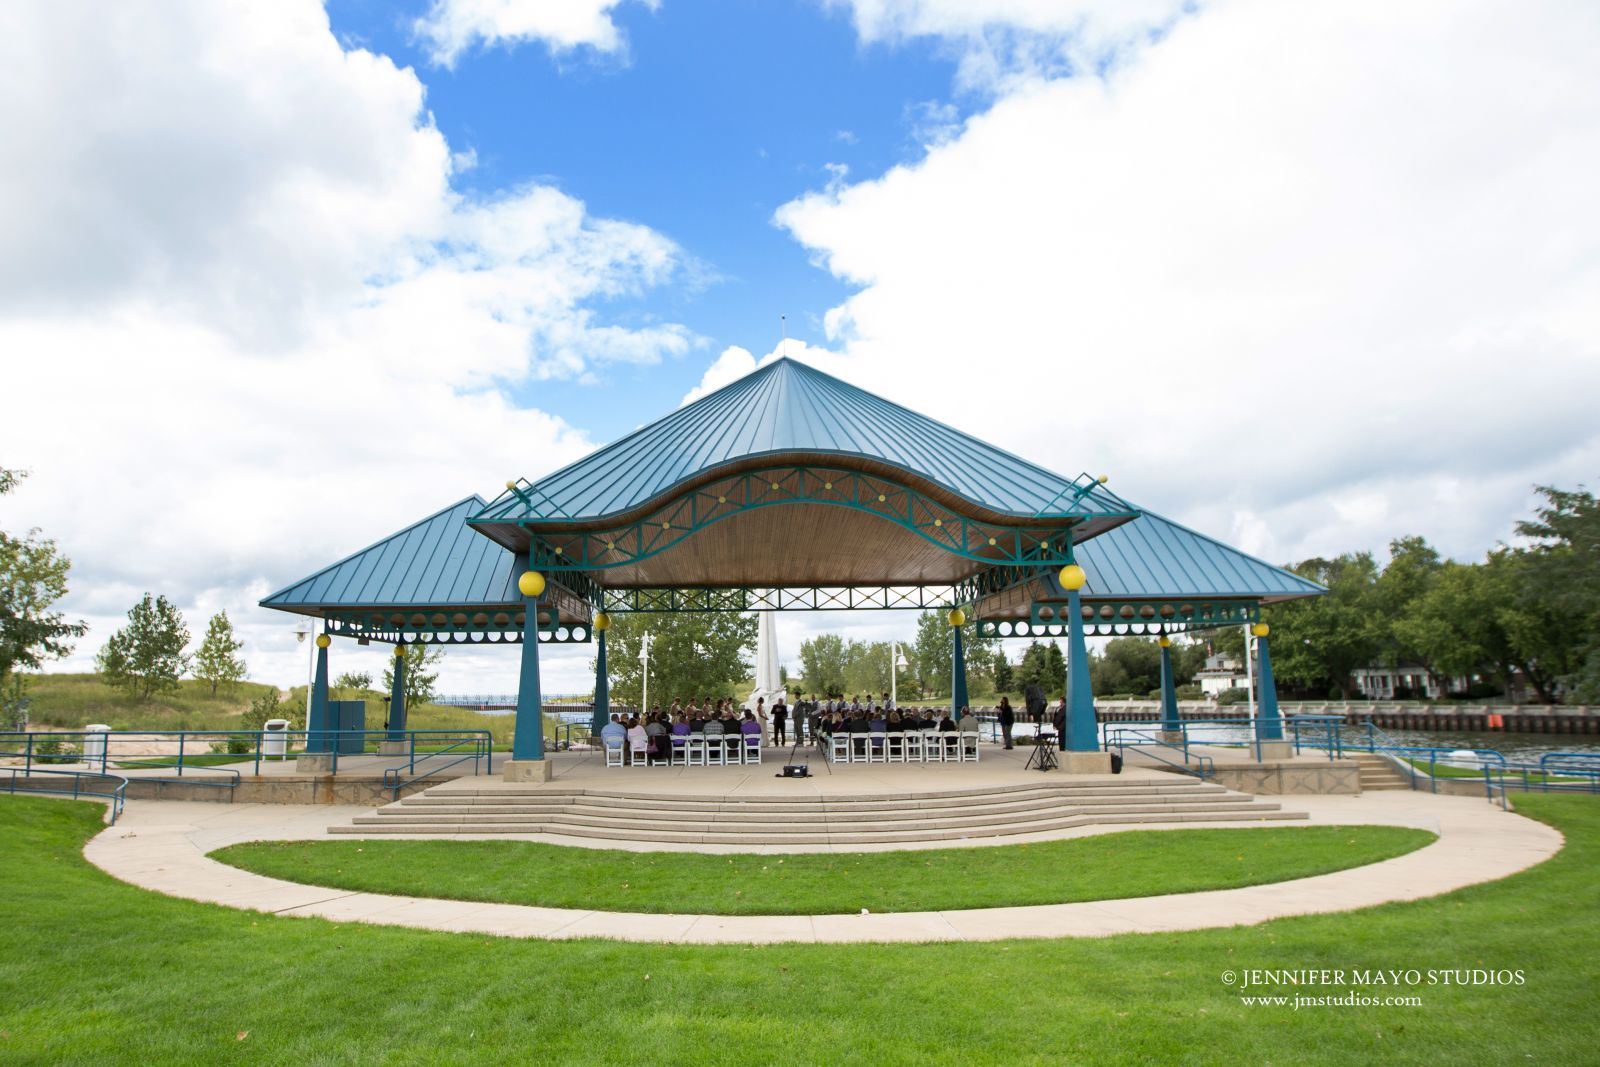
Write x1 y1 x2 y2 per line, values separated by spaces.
0 729 494 783
1104 726 1216 779
2 765 128 822
381 732 495 797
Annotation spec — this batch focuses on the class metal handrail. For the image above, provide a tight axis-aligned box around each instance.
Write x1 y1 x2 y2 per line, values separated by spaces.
381 732 494 797
1105 726 1215 780
2 766 128 822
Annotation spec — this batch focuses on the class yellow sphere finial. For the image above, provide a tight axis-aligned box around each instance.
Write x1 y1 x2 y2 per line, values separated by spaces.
1252 623 1271 638
1158 635 1172 648
518 570 546 598
593 611 611 632
505 479 518 491
394 645 406 658
314 633 330 649
1097 474 1109 484
947 607 966 627
1058 564 1087 591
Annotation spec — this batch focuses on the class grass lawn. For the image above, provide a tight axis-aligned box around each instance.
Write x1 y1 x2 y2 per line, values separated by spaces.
215 826 1431 916
1 794 1597 1064
12 674 281 731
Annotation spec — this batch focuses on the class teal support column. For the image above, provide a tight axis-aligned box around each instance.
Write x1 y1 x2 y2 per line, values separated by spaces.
950 617 969 719
307 634 331 753
512 569 547 762
1254 624 1284 741
1061 573 1099 752
1158 636 1181 733
386 645 407 740
591 617 611 736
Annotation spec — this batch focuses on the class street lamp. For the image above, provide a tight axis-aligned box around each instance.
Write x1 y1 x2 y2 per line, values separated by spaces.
294 618 315 727
890 642 909 709
638 632 652 713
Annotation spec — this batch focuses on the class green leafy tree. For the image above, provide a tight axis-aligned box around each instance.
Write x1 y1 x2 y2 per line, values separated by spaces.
991 650 1014 694
0 468 87 690
1513 484 1600 701
1259 554 1383 698
908 611 994 698
1014 640 1066 699
383 645 444 718
333 670 373 695
96 594 191 700
799 633 848 697
193 610 247 697
598 613 757 709
1091 636 1163 697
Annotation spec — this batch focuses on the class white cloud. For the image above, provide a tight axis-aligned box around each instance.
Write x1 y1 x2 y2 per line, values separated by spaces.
782 0 1600 567
830 0 1190 89
680 339 845 406
0 0 693 694
414 0 655 68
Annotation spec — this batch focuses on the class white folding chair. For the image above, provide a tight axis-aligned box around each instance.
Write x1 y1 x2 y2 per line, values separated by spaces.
604 736 624 768
743 734 762 765
903 731 923 763
921 729 943 763
686 736 707 766
867 730 887 763
960 731 980 762
829 733 850 764
885 731 904 763
704 735 725 765
630 740 650 767
671 735 689 766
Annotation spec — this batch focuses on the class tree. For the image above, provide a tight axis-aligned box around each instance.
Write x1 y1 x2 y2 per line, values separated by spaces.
598 613 757 709
193 610 247 697
1014 640 1066 698
96 594 191 700
0 468 86 690
333 670 373 694
799 633 848 697
383 645 444 718
1259 554 1383 698
1091 636 1163 697
991 650 1014 694
1514 484 1600 701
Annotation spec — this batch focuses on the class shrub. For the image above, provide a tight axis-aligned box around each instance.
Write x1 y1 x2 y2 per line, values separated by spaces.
1216 688 1250 706
34 737 79 764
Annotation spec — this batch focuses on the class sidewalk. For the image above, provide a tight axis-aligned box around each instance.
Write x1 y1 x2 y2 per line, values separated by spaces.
79 790 1562 944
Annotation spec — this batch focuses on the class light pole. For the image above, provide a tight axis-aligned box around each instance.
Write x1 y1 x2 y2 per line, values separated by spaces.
294 618 315 727
1244 621 1257 733
890 642 908 709
638 632 652 714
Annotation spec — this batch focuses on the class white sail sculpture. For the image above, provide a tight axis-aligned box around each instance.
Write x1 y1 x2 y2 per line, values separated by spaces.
746 608 786 714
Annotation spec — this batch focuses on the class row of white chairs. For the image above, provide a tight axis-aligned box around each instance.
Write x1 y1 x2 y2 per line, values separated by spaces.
603 734 763 768
824 729 979 764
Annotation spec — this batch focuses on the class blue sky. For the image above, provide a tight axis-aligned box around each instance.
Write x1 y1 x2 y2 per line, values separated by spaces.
328 0 965 440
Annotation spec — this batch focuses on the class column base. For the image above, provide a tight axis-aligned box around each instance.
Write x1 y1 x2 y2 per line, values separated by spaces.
502 759 553 783
1257 740 1293 760
1060 751 1113 775
1157 730 1185 744
294 754 334 775
376 740 408 756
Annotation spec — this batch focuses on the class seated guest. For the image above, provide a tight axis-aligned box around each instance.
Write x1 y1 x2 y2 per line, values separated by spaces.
847 709 869 757
740 713 761 749
703 715 724 738
886 710 905 732
689 709 707 733
938 711 958 752
626 718 648 763
958 707 979 734
600 714 626 751
645 714 668 763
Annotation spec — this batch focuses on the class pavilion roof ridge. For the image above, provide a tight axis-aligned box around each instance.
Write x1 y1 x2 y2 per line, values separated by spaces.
474 356 1133 524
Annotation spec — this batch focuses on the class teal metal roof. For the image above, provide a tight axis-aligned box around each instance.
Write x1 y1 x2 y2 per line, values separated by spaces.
261 496 519 610
1065 511 1324 602
475 358 1134 525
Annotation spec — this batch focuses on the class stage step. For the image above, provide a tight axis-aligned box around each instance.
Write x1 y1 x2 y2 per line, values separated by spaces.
1351 754 1413 791
329 779 1306 844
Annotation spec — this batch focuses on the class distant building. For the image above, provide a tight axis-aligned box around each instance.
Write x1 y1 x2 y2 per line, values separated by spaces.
1350 665 1469 701
1196 654 1247 697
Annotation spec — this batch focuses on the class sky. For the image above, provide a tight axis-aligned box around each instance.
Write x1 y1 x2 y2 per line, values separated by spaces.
2 0 1598 696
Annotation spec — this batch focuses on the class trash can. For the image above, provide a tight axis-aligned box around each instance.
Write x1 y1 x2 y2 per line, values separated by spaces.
83 724 111 764
263 718 291 759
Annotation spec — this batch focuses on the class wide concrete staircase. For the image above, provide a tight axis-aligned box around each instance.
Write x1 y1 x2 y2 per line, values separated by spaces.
1351 753 1412 791
329 779 1306 845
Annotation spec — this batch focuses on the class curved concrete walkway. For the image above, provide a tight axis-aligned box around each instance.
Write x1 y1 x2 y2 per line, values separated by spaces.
83 791 1562 944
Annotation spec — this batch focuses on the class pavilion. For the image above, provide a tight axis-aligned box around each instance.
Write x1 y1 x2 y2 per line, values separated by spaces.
262 358 1322 778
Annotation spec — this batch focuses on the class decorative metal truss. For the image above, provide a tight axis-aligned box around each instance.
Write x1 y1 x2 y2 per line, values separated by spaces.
518 465 1109 573
322 607 595 646
973 598 1261 639
599 584 970 613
